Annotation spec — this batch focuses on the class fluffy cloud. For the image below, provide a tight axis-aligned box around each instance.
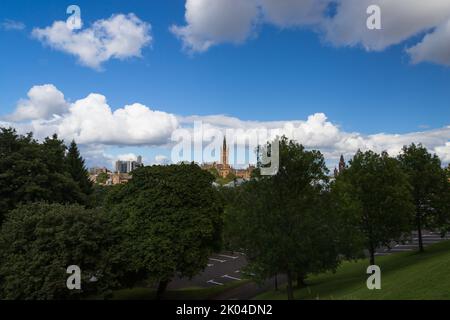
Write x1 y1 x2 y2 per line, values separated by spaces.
170 0 260 52
4 84 69 122
179 113 450 166
407 19 450 66
3 85 178 146
2 85 449 167
172 0 450 67
171 0 331 52
435 142 450 163
154 155 169 165
323 0 450 51
57 95 178 145
32 13 152 69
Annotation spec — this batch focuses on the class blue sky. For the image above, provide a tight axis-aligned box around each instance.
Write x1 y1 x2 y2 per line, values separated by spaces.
1 0 450 167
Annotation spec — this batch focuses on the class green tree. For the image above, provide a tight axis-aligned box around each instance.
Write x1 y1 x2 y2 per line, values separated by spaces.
398 144 449 252
106 164 224 299
40 134 86 205
0 129 90 225
66 140 93 196
0 128 46 224
207 167 220 179
0 203 117 299
333 150 414 265
225 137 340 300
226 171 236 181
96 172 109 185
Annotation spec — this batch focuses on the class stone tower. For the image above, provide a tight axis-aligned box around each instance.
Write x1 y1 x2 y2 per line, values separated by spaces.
221 136 229 165
338 155 345 174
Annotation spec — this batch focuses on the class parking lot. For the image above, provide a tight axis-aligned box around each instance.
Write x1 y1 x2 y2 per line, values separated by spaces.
375 231 450 256
167 231 450 294
168 251 248 290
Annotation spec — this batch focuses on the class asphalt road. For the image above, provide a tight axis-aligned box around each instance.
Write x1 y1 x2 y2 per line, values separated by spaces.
375 230 450 256
168 251 248 290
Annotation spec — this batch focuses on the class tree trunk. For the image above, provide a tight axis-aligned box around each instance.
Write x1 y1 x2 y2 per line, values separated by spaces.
286 271 294 300
297 273 306 288
155 279 169 300
274 274 278 291
369 241 375 266
417 211 424 253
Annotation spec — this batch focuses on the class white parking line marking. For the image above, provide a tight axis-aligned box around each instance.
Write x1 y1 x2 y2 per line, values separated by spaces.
235 270 240 273
207 280 224 286
209 258 226 263
218 254 238 259
222 274 242 281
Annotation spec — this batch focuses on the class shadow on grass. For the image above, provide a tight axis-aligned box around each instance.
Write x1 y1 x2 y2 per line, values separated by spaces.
256 240 450 300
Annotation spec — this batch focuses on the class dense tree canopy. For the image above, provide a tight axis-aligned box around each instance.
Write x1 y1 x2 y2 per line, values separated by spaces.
332 150 414 265
106 164 224 299
0 128 90 224
0 203 116 300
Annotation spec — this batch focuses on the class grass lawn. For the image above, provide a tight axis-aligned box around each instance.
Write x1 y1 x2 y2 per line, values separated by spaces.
95 279 250 300
255 241 450 300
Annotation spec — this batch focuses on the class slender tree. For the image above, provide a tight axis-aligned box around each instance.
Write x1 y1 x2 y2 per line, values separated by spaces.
66 140 93 196
226 137 340 300
398 144 449 252
332 150 414 265
41 134 86 205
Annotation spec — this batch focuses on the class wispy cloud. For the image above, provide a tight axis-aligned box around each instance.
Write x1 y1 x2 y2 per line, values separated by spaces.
1 19 25 31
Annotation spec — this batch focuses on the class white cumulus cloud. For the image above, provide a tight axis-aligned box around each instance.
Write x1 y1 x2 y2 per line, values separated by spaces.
171 0 331 52
171 0 450 67
323 0 450 51
3 85 178 147
58 95 178 145
1 86 449 168
179 113 450 166
435 142 450 163
170 0 260 52
407 19 450 66
32 13 152 69
4 84 69 122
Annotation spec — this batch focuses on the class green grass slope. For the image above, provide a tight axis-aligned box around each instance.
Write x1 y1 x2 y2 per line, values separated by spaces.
256 241 450 300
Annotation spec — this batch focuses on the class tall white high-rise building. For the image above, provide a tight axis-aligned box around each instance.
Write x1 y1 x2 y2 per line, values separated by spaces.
115 156 143 173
